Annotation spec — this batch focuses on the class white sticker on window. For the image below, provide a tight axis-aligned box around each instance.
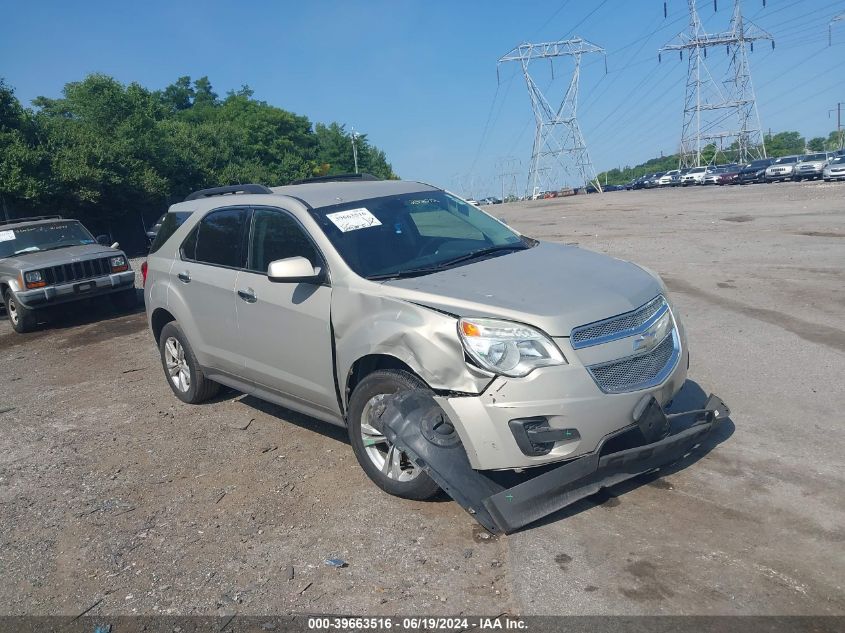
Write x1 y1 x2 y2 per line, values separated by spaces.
326 208 382 232
0 230 15 242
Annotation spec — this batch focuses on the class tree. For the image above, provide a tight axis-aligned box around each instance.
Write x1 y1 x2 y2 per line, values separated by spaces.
807 137 826 152
0 73 398 251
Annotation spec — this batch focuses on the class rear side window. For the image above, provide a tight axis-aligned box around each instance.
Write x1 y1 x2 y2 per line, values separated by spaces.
149 212 191 254
247 208 319 272
182 207 249 268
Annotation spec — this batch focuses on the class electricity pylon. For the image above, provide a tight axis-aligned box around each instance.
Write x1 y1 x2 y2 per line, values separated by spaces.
498 37 606 198
495 157 521 201
660 0 773 167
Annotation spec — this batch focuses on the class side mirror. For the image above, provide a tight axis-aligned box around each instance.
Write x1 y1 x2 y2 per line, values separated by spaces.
96 235 110 246
267 256 325 284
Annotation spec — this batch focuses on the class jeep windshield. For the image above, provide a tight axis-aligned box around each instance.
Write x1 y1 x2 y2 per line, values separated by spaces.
310 190 531 280
0 221 97 259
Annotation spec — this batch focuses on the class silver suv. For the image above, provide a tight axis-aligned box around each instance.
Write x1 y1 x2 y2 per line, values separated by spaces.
1 216 136 333
144 179 697 504
793 152 835 181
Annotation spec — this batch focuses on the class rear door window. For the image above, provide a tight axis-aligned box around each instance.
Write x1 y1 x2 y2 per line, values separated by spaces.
149 212 191 254
181 207 249 269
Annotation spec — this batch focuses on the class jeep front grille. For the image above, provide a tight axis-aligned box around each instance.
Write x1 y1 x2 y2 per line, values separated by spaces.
587 330 680 394
571 295 667 349
43 257 112 285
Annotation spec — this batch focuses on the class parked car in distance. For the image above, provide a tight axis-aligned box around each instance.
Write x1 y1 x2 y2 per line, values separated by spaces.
793 152 835 181
146 213 166 250
716 166 742 185
702 167 726 185
765 155 799 182
143 178 695 507
657 170 681 186
0 216 136 333
823 155 845 181
738 158 774 184
681 166 709 185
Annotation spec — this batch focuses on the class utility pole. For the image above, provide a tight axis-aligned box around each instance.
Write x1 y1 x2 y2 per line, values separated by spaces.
498 37 606 198
830 13 844 46
350 127 359 174
660 0 773 167
830 103 843 149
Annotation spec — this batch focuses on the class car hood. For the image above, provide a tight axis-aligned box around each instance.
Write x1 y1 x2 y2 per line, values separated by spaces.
1 243 120 270
380 241 663 337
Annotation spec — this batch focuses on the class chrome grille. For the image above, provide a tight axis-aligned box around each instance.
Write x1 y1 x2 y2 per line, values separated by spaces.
43 257 111 285
571 295 666 349
588 330 679 394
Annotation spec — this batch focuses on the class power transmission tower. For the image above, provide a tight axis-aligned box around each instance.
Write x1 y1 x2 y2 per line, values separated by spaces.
495 157 521 201
498 37 606 198
660 0 773 167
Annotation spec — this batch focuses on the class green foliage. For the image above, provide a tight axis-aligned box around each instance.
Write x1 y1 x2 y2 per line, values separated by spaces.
0 74 397 251
763 131 805 157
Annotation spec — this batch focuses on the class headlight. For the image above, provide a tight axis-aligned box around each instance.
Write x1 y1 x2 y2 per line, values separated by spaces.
24 270 46 288
110 256 128 271
458 318 566 377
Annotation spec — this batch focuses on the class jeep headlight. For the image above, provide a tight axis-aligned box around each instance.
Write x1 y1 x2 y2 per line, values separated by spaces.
24 270 46 288
110 255 128 271
458 318 566 377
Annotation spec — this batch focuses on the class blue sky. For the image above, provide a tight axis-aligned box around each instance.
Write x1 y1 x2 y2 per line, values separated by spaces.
2 0 844 197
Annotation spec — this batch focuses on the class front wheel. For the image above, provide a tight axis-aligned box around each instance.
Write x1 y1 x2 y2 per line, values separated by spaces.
347 369 441 500
4 289 38 333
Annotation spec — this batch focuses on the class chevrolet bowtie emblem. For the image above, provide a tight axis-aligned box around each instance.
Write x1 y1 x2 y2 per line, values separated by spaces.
633 330 659 353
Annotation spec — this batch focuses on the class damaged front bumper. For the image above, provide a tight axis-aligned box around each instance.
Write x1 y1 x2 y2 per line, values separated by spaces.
382 389 729 534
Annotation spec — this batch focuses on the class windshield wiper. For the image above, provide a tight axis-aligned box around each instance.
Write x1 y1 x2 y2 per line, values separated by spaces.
367 244 527 281
433 244 527 268
368 266 448 281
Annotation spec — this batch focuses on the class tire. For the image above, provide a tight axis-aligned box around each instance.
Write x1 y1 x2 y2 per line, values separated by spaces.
347 369 441 500
158 321 220 404
4 289 38 333
111 288 138 311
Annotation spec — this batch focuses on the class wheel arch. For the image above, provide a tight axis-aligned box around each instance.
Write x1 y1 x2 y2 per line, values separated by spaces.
345 353 426 405
151 307 176 344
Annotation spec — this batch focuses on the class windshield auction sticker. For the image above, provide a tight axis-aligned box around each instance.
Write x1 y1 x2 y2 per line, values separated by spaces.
0 230 15 242
326 208 382 232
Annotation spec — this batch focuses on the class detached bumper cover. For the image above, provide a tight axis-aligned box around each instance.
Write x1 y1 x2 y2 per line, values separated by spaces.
382 389 729 534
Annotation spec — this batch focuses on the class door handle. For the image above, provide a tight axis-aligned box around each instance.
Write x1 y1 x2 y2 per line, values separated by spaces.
237 288 257 303
177 271 191 283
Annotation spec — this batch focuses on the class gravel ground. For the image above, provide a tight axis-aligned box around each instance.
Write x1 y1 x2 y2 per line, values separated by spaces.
0 180 843 616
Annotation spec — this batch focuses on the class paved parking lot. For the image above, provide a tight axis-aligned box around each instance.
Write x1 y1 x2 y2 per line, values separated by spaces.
1 180 843 616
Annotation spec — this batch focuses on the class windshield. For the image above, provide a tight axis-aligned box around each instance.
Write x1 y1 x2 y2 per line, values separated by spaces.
0 220 96 259
831 157 845 164
774 156 797 164
310 190 530 279
689 167 705 174
802 154 827 162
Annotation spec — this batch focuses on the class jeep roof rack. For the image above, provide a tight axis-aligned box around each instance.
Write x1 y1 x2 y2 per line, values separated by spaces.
184 184 272 202
290 173 380 185
0 215 63 227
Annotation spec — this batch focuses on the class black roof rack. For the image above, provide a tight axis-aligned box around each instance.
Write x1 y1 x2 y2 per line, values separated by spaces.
0 215 63 227
184 184 272 202
290 173 380 185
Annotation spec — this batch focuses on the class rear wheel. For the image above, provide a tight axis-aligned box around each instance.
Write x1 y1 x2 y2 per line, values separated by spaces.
158 321 219 404
347 369 441 500
4 289 38 333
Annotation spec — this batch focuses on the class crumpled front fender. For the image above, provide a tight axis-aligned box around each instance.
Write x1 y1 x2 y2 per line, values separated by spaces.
331 287 492 406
